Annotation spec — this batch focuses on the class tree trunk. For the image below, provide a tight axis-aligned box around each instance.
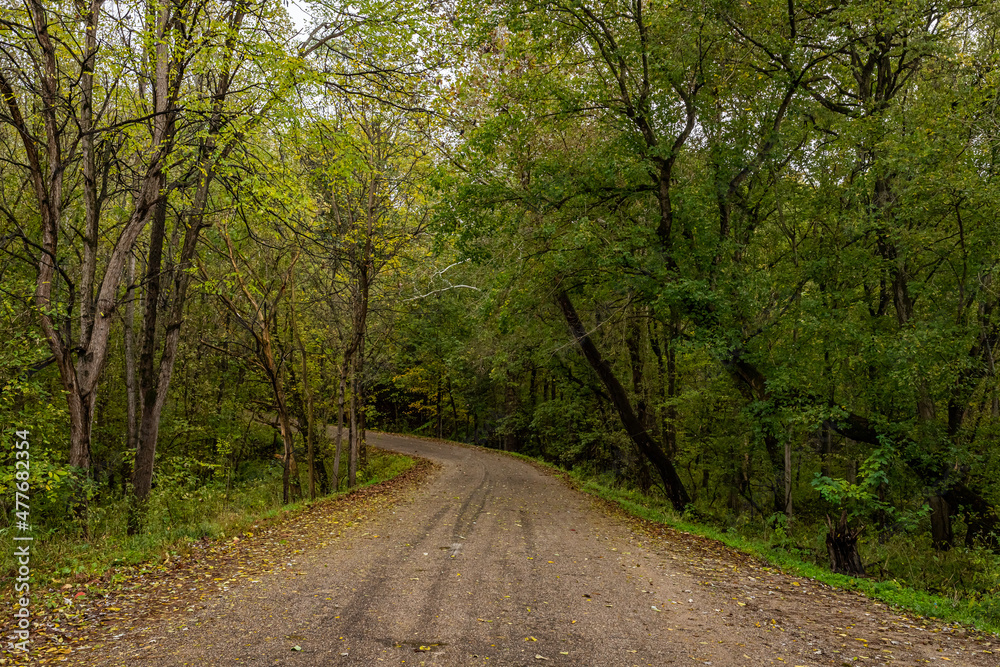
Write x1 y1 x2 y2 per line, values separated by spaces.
275 385 300 505
124 254 140 456
122 254 140 496
356 332 368 472
306 396 315 500
820 423 832 478
289 271 316 500
265 324 301 505
649 319 680 459
826 511 865 576
125 22 241 528
503 376 517 452
556 290 690 511
359 376 368 471
625 315 649 431
334 353 348 492
129 164 214 532
929 495 953 550
349 361 358 488
436 376 443 439
129 197 168 530
627 314 655 492
664 334 679 458
447 377 460 439
784 437 793 519
66 388 96 471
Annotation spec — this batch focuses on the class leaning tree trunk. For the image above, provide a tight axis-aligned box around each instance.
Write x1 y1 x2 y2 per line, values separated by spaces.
556 290 690 511
128 198 169 533
124 254 140 457
784 437 793 519
826 511 865 576
127 33 240 531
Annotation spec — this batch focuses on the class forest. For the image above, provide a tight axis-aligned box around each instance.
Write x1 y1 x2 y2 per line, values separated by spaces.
3 0 1000 631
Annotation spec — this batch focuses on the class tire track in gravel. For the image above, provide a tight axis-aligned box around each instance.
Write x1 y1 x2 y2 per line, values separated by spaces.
84 433 998 666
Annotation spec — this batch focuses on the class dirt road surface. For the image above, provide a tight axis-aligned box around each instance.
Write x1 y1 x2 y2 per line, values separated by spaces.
86 433 997 666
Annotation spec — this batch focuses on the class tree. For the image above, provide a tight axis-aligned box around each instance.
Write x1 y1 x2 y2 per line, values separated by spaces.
0 0 195 472
425 0 1000 553
299 96 431 487
127 0 304 527
202 217 305 505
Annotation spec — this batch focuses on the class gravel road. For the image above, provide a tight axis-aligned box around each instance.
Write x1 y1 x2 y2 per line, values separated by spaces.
88 433 998 666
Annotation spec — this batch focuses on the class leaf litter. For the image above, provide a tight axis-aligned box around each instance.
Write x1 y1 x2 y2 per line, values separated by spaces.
586 491 1000 665
0 457 436 666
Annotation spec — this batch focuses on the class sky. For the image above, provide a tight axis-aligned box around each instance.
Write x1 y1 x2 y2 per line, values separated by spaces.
285 0 312 33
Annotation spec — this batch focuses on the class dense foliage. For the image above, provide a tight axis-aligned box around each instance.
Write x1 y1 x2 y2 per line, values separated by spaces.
3 0 1000 620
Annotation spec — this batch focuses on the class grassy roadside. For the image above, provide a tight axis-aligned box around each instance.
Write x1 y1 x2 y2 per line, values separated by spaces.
464 443 1000 636
1 448 429 665
1 449 416 599
1 449 427 665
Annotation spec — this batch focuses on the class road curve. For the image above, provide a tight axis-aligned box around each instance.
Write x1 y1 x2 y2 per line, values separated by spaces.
92 433 997 666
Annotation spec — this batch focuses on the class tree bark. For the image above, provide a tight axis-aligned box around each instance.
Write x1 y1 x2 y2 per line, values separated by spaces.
274 373 300 505
334 353 348 492
349 364 358 488
289 268 316 500
359 340 368 471
929 495 953 550
129 197 169 523
784 437 793 519
129 121 227 529
826 511 865 576
436 376 443 439
124 254 140 456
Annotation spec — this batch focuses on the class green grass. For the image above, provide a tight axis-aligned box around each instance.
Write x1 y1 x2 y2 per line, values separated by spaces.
0 450 415 593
